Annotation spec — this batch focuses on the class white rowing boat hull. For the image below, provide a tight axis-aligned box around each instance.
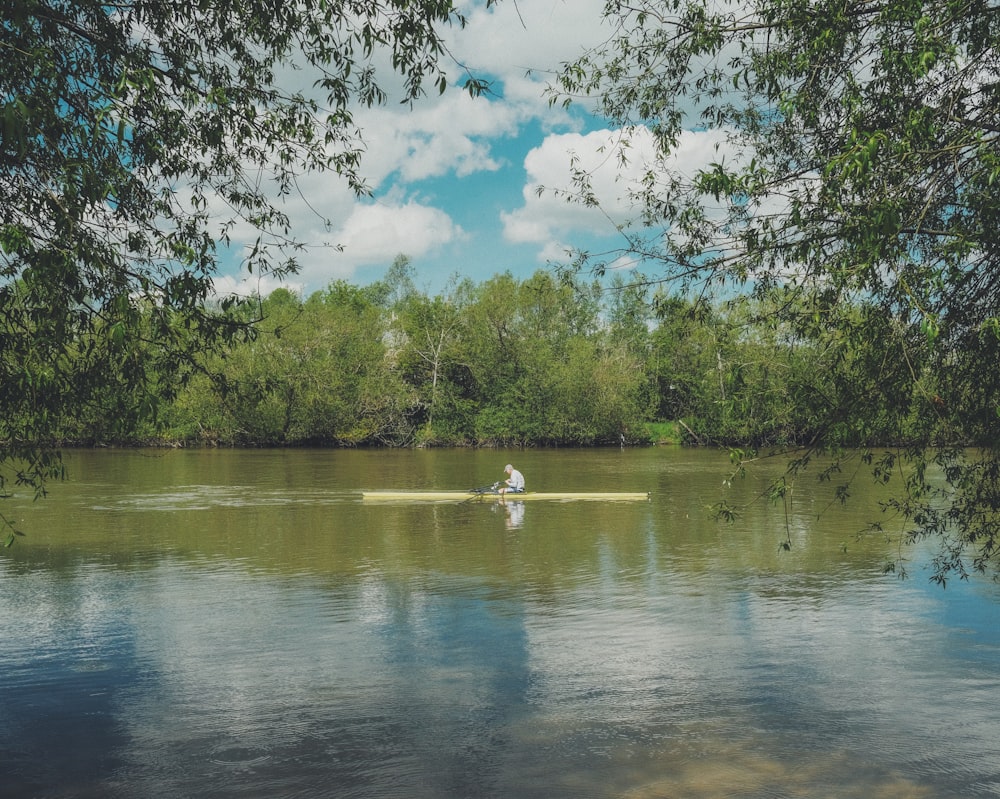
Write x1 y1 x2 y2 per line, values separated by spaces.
362 491 651 502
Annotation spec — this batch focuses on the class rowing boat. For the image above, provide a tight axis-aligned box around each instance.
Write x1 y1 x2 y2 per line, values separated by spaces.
362 490 651 502
362 491 651 502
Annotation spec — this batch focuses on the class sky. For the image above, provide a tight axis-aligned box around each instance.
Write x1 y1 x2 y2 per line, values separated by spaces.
212 0 725 300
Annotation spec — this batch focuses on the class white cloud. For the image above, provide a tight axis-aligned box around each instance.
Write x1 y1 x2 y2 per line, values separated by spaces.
314 2 604 193
288 200 466 289
452 0 611 130
502 126 737 258
359 91 523 185
455 0 611 81
340 201 464 258
209 192 465 298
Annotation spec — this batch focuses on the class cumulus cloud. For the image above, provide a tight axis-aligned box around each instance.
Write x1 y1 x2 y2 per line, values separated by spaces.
501 126 737 259
360 91 523 185
454 0 611 82
209 193 464 299
340 201 464 259
289 200 466 289
451 0 611 133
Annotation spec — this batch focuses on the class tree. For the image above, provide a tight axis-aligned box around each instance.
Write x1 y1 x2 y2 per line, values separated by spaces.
458 270 643 445
167 284 416 446
394 288 468 441
0 0 493 544
552 0 1000 581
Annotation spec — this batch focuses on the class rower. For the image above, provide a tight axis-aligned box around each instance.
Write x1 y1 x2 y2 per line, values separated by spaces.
499 464 525 496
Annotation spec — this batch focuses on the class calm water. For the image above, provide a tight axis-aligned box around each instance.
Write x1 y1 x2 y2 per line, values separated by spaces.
2 448 999 798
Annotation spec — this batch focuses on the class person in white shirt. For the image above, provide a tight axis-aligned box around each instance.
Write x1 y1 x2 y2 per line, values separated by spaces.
499 464 525 495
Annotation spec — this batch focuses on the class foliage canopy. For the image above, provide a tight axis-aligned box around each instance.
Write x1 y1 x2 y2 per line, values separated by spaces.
552 0 1000 582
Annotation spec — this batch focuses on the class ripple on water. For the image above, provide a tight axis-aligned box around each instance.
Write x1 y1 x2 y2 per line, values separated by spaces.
94 485 352 512
208 743 274 768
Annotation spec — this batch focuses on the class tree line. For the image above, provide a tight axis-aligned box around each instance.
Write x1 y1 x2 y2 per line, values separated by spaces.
25 257 954 452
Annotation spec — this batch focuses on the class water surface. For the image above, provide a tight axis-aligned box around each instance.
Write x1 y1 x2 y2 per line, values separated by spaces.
2 448 998 798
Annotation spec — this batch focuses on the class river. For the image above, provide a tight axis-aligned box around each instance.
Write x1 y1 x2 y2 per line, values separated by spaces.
2 447 998 798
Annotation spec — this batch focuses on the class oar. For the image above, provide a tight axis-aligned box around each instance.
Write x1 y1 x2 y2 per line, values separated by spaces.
468 483 500 495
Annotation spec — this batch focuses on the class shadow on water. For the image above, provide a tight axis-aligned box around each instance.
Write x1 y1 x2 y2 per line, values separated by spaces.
1 448 999 798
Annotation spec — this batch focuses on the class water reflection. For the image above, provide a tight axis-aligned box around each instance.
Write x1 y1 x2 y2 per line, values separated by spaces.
1 448 999 798
499 499 525 530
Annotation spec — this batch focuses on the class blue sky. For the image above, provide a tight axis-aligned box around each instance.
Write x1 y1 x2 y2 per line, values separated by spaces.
210 0 725 300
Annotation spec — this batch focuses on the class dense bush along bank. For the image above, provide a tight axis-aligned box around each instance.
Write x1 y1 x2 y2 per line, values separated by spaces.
39 266 959 452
